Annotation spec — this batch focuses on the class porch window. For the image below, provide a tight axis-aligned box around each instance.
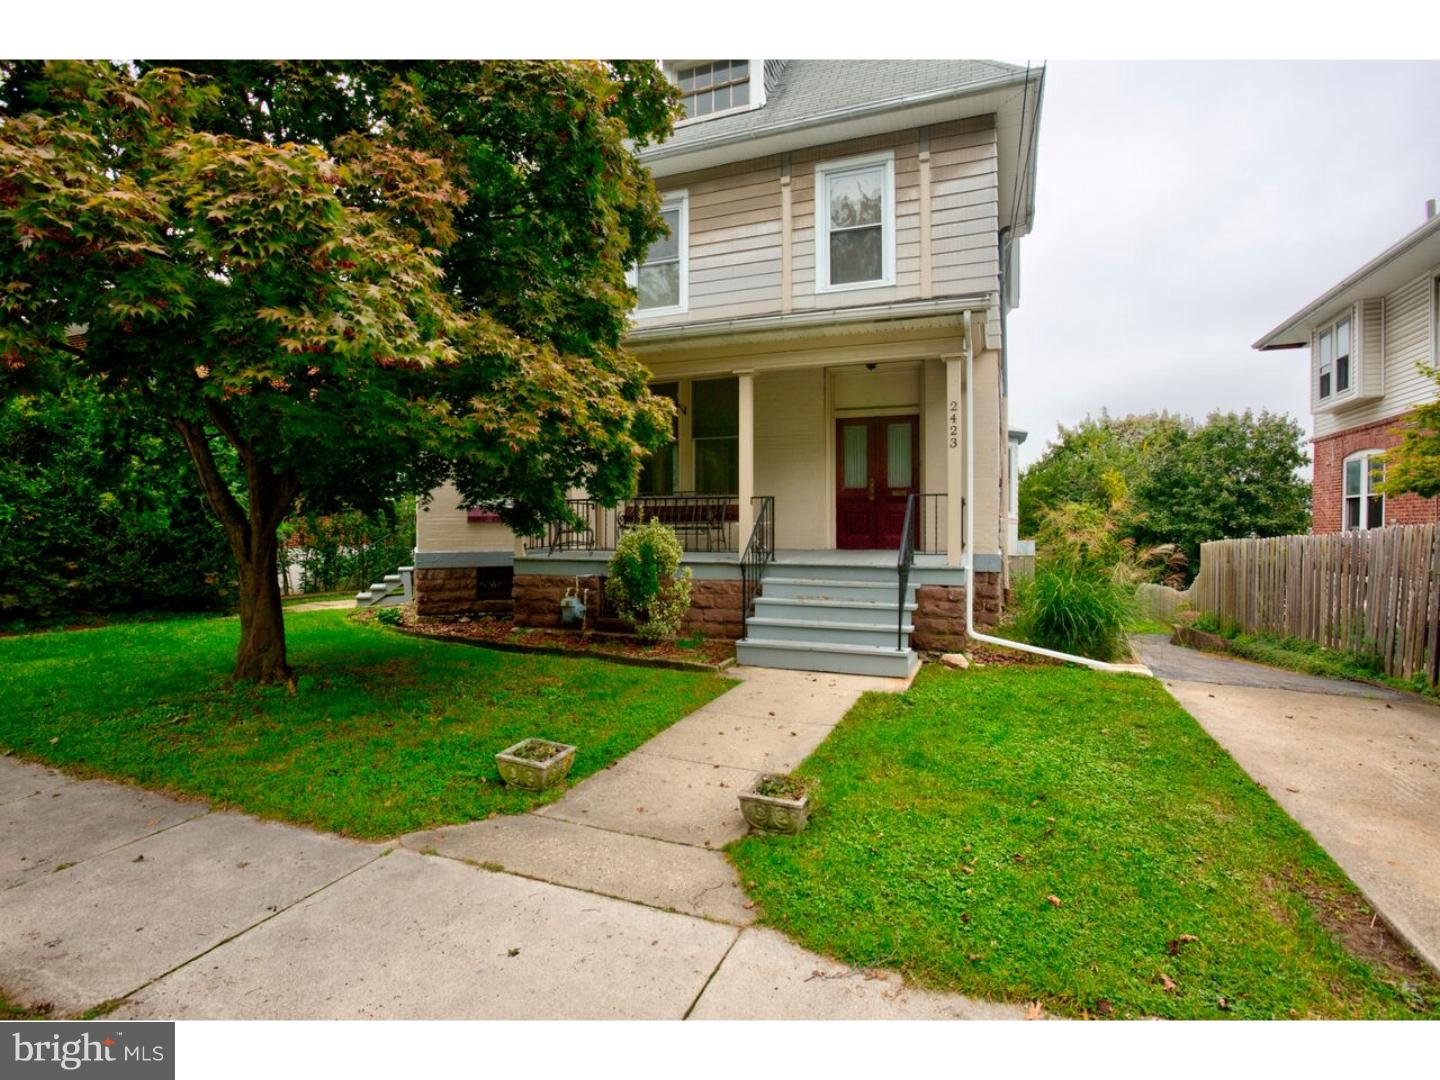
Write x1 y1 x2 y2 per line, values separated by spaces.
638 383 679 496
691 376 738 494
631 193 687 315
815 151 895 291
1343 449 1385 531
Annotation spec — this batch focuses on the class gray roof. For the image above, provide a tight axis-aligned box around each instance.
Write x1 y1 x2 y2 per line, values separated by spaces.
644 59 1028 158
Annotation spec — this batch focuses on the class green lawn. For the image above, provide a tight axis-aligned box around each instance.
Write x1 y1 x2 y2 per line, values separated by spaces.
0 610 730 838
730 664 1439 1020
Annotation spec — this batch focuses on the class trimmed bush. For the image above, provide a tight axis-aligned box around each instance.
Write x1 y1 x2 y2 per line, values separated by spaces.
1012 561 1136 663
605 518 693 642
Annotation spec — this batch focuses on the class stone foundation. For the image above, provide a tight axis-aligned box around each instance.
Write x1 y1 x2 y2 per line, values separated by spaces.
513 573 744 640
910 571 1002 652
414 566 514 618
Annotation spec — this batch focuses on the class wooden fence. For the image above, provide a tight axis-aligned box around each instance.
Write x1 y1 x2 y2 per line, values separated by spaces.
1189 525 1440 686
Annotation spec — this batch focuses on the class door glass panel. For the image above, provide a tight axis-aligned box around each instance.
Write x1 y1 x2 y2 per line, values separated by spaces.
886 422 912 486
843 424 868 488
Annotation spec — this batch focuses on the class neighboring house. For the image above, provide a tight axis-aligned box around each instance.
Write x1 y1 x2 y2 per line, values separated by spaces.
1256 206 1440 534
414 59 1045 676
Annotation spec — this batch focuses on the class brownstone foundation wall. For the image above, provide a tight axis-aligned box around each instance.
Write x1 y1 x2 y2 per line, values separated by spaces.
414 567 514 618
910 571 1003 652
513 573 744 640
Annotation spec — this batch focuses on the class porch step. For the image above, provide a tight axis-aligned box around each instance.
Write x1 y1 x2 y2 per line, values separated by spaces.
736 639 919 679
752 595 917 628
767 560 902 584
745 615 914 649
761 576 919 603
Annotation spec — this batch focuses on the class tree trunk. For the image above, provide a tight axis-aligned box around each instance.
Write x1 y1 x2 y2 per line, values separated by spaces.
233 528 292 685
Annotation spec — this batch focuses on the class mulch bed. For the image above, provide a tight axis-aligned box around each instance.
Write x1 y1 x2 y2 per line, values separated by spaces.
384 612 736 671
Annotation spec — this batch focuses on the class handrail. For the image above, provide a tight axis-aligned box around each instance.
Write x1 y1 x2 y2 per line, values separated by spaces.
896 493 918 650
739 495 775 639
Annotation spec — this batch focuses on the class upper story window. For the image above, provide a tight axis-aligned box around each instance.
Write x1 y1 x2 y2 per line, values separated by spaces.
630 192 688 316
1317 313 1352 399
815 151 896 292
676 61 750 118
1343 449 1385 531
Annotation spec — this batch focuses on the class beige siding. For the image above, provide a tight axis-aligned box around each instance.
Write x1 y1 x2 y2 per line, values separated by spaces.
416 482 516 553
630 118 1001 329
1314 273 1438 437
970 350 1004 557
754 368 827 549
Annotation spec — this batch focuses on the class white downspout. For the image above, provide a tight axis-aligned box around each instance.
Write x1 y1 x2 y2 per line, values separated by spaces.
959 310 1150 676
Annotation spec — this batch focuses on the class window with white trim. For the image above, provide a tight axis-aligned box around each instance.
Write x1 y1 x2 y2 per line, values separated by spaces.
1317 313 1352 399
815 152 896 292
630 193 687 315
1343 449 1385 531
675 61 750 118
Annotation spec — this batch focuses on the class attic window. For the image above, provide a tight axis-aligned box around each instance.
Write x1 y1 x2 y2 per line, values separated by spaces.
677 61 750 118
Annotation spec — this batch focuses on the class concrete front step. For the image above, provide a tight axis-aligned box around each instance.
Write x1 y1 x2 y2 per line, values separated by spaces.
752 595 917 628
736 638 919 678
745 616 914 649
762 576 918 603
767 560 903 584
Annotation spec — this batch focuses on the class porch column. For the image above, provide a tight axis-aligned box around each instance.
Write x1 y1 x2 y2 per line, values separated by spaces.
736 369 755 549
943 353 964 567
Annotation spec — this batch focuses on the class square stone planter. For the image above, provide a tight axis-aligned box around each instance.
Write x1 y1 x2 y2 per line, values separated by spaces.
738 774 812 835
495 738 577 792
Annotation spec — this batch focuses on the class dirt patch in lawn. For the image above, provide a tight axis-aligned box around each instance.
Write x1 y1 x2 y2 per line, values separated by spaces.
1284 868 1437 988
391 612 735 668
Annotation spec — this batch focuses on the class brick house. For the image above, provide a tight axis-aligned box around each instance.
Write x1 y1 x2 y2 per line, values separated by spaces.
1255 207 1440 534
412 60 1045 676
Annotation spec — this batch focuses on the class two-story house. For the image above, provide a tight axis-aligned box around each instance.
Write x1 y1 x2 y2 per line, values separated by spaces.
1255 206 1440 534
411 59 1046 676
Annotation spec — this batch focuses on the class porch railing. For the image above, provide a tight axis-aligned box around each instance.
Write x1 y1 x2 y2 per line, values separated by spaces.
913 493 958 555
896 494 918 650
740 495 775 639
524 493 765 555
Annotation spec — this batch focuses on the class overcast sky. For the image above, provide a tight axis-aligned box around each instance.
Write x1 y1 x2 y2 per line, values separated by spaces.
1006 60 1440 471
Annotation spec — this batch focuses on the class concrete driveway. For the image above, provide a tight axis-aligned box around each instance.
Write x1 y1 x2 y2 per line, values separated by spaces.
0 665 1023 1021
1137 635 1440 973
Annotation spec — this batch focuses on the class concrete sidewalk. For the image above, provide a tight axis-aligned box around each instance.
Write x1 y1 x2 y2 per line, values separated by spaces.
1139 635 1440 974
0 666 1026 1020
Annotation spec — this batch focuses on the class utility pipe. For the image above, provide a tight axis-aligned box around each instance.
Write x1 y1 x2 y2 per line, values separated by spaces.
958 310 1150 675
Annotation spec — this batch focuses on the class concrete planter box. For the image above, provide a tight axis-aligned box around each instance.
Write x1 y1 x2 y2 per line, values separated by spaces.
495 739 577 792
739 775 812 835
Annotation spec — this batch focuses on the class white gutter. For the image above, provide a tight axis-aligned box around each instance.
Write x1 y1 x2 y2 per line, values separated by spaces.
958 310 1152 676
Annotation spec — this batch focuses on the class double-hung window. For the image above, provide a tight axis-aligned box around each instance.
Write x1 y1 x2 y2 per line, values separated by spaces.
815 152 896 292
676 61 750 118
1343 450 1385 531
631 193 688 316
1317 313 1352 400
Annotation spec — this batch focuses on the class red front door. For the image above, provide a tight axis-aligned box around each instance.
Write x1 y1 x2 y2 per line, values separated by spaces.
835 415 919 549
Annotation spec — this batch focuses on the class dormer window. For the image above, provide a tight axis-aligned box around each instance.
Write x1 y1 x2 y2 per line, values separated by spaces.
676 61 750 118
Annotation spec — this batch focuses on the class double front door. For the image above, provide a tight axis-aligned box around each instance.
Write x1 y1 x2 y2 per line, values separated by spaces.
835 415 919 549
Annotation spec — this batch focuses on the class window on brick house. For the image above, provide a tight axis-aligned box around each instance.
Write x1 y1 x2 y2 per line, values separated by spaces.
1317 314 1351 399
1343 449 1385 531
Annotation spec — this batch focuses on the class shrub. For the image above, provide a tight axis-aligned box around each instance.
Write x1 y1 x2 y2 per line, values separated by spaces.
1012 561 1136 663
605 519 693 642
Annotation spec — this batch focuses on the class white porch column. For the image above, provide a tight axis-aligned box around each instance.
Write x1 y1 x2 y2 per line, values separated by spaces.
943 353 964 567
736 369 755 548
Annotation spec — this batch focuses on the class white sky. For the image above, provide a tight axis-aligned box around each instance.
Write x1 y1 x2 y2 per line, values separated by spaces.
1006 60 1440 472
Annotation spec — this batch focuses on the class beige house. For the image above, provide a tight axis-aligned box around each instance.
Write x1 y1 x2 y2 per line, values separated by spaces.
413 60 1046 676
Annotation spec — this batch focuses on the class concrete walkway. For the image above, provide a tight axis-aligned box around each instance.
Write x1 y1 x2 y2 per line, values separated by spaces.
1138 634 1440 973
0 667 1025 1020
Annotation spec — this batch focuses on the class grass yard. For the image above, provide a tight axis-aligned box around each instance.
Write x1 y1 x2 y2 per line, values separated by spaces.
0 610 730 838
730 664 1440 1020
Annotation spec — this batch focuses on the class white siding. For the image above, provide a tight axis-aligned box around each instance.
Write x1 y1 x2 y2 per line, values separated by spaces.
1313 273 1438 437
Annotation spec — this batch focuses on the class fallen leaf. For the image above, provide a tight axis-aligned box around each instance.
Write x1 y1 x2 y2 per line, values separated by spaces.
1217 996 1230 1011
1157 972 1177 992
1167 933 1199 956
507 947 520 958
1095 998 1113 1016
1045 894 1062 908
1024 1000 1044 1020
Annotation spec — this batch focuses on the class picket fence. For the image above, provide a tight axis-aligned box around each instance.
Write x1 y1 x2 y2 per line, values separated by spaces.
1188 525 1440 686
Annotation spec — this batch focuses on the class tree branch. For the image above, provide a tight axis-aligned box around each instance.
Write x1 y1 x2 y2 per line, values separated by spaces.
171 417 250 557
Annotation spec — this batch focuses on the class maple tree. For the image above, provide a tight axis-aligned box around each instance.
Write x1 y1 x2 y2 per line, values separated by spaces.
0 60 679 683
